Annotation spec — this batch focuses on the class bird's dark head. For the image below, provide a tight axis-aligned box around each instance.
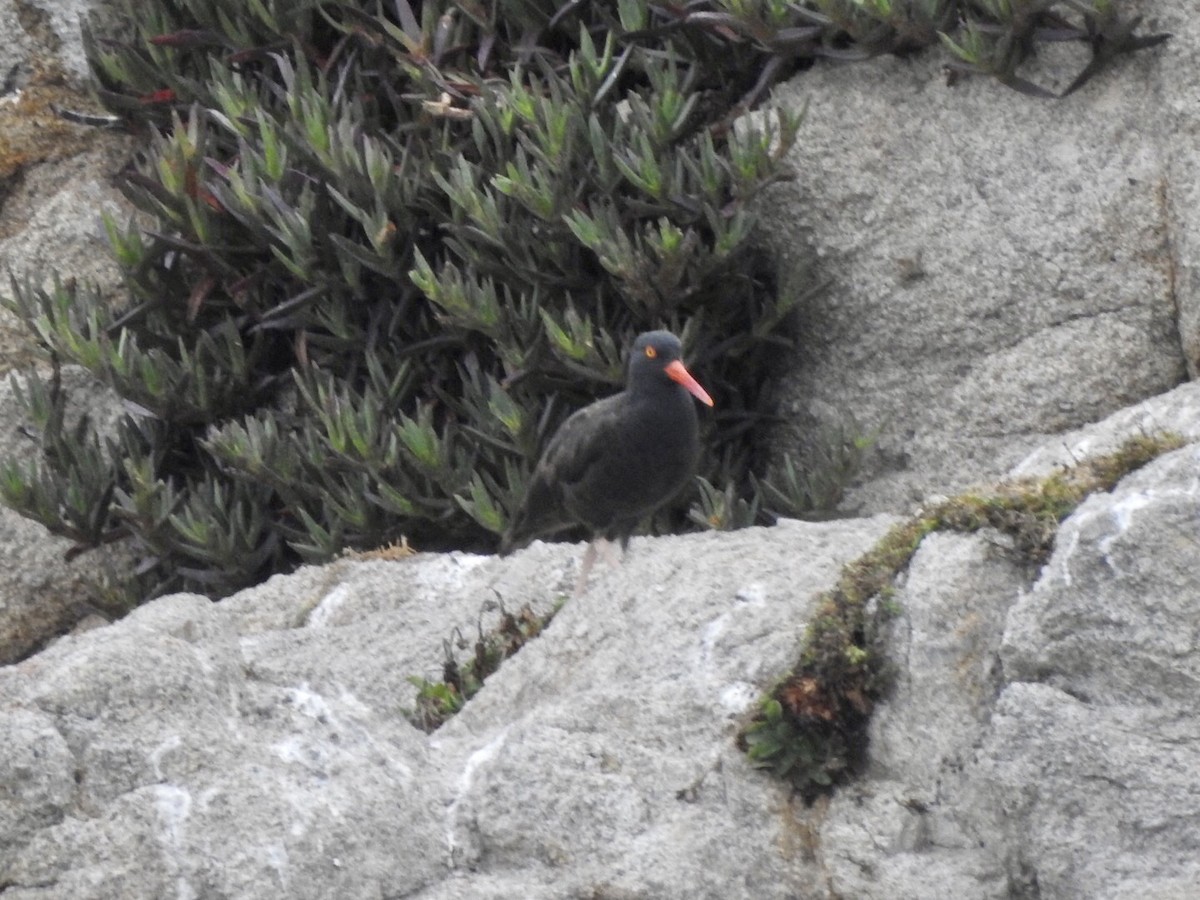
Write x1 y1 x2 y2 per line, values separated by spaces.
628 331 714 407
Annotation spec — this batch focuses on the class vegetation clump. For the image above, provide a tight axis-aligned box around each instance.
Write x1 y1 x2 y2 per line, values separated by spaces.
0 1 1168 606
408 600 558 732
742 432 1186 800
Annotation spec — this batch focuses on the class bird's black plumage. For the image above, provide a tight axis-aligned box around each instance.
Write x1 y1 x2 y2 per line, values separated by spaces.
501 331 713 557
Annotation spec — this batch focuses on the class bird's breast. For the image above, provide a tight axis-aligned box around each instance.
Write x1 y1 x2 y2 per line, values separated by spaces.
563 389 699 530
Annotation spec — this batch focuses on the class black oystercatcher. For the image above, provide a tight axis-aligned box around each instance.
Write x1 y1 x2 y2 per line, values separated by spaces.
500 330 714 594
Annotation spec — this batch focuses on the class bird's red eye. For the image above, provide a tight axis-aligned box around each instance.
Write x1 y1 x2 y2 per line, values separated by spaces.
645 346 657 359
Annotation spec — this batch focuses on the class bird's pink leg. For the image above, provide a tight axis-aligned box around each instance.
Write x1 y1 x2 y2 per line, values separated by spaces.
573 541 599 597
599 537 621 568
573 538 624 596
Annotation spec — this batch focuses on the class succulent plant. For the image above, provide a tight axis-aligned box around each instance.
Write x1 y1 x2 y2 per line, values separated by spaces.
1 0 1167 603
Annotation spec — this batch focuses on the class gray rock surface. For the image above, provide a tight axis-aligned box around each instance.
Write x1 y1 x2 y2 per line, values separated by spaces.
815 404 1200 900
757 2 1192 515
1013 377 1200 477
0 135 136 290
5 394 1200 898
819 530 1020 900
1 0 96 83
1 0 137 369
990 444 1200 899
0 120 136 371
3 1 1200 897
0 517 898 899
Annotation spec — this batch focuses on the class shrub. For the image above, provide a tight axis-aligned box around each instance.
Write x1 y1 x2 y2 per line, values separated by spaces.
1 1 1166 603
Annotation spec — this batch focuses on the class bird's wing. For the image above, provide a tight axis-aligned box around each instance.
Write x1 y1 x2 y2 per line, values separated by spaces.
499 395 624 553
533 394 623 491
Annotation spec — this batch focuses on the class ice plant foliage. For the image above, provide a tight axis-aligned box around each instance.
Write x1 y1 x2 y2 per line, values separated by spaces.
1 0 1165 602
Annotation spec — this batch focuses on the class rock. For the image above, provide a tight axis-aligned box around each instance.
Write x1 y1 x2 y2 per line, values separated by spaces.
5 430 1200 898
1013 378 1200 477
0 112 138 371
1 0 101 85
755 3 1192 515
821 439 1200 900
987 445 1200 897
2 1 1200 897
0 517 899 899
820 530 1023 900
1 591 449 899
0 707 75 858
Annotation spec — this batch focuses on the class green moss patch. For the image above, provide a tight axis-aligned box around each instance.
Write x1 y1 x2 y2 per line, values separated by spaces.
741 432 1187 800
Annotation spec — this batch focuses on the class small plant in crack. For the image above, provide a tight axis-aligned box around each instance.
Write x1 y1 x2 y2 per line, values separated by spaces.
407 598 561 732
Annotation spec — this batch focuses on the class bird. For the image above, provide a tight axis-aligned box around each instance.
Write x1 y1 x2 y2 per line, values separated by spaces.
500 330 714 595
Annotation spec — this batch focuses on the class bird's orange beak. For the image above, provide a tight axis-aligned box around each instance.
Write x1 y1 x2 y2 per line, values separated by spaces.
665 360 714 407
